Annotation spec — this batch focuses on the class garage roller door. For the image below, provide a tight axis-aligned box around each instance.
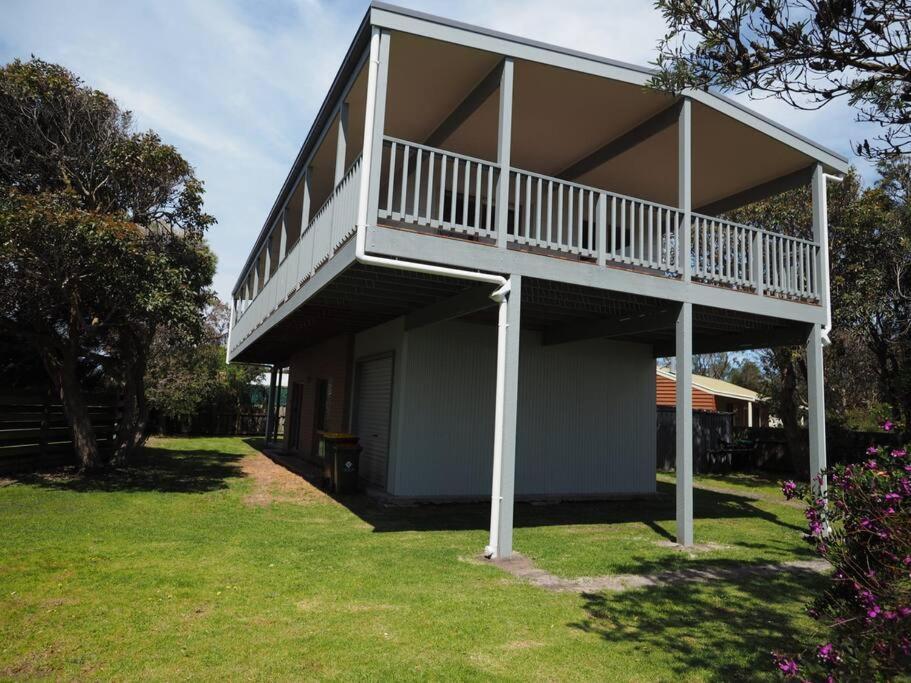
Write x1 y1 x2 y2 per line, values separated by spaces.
354 355 393 489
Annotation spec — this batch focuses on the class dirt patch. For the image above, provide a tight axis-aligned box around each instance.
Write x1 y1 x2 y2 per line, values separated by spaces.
488 552 829 594
241 451 329 507
654 540 732 553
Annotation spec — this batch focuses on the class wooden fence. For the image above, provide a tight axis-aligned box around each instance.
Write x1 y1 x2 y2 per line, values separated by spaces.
0 392 120 473
656 407 735 474
153 409 285 437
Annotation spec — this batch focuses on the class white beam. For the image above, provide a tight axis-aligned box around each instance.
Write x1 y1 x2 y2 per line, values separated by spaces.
675 301 693 546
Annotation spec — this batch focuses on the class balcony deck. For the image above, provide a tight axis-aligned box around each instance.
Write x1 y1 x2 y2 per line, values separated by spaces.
229 137 822 360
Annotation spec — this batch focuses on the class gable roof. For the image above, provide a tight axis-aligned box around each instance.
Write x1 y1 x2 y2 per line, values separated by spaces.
656 368 760 402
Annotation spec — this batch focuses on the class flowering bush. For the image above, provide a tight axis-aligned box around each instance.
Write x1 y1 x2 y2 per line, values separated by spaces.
772 441 911 680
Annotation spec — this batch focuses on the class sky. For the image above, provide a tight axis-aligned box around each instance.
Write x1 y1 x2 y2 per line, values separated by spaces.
1 0 880 303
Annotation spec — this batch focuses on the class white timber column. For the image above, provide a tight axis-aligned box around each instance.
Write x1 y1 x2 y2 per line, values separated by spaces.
807 325 827 495
264 366 278 442
334 102 349 185
495 58 514 249
675 301 694 546
365 29 391 228
678 98 692 281
808 163 829 496
487 274 522 559
278 209 289 263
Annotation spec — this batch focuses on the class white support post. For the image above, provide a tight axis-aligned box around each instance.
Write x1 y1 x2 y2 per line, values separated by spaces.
811 163 831 331
678 98 692 281
807 324 827 496
334 102 349 186
263 241 272 284
675 301 693 546
264 366 278 442
365 29 391 228
495 59 514 248
487 274 521 559
278 209 289 263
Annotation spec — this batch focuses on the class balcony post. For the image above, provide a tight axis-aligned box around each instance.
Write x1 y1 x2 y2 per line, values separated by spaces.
278 208 289 263
677 98 692 281
264 365 277 443
334 102 349 186
365 29 391 230
495 58 514 248
675 301 693 546
597 193 607 266
811 163 830 310
752 229 764 295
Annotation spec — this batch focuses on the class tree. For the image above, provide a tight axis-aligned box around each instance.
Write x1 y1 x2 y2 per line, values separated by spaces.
0 58 214 469
693 352 734 379
728 163 911 438
727 358 763 392
146 299 265 431
651 0 911 159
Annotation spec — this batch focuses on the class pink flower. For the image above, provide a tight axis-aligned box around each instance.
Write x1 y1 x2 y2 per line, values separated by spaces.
892 448 907 458
883 419 894 431
868 605 881 619
781 480 798 500
867 445 879 456
866 459 878 470
776 657 799 676
817 643 835 661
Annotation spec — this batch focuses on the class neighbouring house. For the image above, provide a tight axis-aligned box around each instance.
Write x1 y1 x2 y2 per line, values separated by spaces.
227 2 845 558
656 368 770 428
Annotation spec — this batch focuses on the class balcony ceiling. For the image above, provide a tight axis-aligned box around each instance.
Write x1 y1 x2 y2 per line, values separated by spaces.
383 31 824 211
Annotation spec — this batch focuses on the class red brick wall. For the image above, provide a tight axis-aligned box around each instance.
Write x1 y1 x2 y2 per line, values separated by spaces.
284 334 354 457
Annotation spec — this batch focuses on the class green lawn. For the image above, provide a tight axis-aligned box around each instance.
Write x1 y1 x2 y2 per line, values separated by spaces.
0 437 824 681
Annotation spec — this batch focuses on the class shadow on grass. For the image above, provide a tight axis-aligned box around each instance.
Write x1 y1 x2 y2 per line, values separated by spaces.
570 568 822 680
242 439 806 541
6 443 245 494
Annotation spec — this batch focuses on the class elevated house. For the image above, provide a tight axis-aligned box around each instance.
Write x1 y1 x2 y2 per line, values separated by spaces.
228 3 847 558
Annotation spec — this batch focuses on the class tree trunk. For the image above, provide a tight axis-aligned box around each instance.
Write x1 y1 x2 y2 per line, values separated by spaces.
772 347 808 477
113 332 149 463
44 347 101 471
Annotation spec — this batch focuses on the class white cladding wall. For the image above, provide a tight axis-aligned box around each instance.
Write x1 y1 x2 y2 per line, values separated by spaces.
388 319 656 498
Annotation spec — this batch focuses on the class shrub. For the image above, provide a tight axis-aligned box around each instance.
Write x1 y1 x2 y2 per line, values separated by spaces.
772 438 911 680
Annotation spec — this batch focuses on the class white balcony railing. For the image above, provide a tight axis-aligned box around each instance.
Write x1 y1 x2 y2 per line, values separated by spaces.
232 155 362 351
376 135 820 302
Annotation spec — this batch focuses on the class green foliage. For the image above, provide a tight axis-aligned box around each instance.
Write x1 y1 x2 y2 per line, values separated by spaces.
651 0 911 159
146 300 265 422
0 57 216 468
776 442 911 680
727 162 911 434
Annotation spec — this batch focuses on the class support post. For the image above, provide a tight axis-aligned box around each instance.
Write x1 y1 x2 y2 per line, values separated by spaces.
806 325 827 496
811 163 830 321
278 209 289 263
334 102 349 185
265 366 278 442
273 367 283 443
752 229 764 295
365 29 391 229
678 98 692 281
675 301 693 546
495 59 514 248
487 274 521 559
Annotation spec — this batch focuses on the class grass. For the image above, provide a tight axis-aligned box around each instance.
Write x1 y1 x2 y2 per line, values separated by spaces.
0 437 824 681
